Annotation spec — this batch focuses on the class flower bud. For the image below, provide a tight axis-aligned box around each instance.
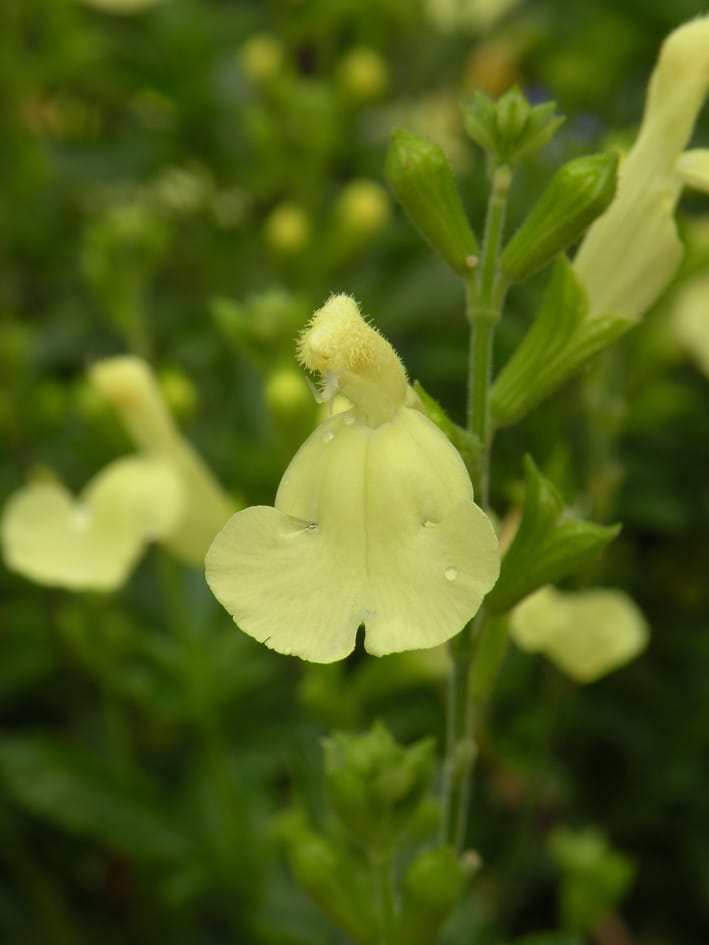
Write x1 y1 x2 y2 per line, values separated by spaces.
500 152 618 282
323 722 435 854
461 88 563 165
386 128 478 274
396 846 471 945
238 33 284 84
264 202 311 254
338 46 389 100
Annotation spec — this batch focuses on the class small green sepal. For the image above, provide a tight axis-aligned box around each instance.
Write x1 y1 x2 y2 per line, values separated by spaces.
491 257 633 425
386 129 479 274
500 152 619 282
278 811 378 944
485 457 620 614
396 845 472 945
323 722 435 855
461 88 564 165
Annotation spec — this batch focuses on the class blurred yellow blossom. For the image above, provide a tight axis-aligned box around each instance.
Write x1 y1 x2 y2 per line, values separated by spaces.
2 458 181 591
90 356 234 565
510 586 649 683
575 16 709 320
206 295 499 662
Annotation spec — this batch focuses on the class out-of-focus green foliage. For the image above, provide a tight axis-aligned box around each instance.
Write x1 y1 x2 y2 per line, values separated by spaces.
2 1 709 944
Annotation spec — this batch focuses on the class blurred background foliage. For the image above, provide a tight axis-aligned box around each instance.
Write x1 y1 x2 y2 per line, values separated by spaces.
1 0 709 943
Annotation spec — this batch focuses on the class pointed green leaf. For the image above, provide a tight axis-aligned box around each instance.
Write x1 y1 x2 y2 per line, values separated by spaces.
0 735 192 862
491 257 633 426
485 457 620 614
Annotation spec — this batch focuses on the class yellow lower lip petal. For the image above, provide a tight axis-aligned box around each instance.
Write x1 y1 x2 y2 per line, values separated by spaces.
1 457 182 591
206 407 499 662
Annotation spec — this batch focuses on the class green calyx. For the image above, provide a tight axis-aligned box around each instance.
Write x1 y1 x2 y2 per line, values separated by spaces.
386 128 479 275
323 722 435 855
485 456 620 614
500 152 619 283
461 87 564 166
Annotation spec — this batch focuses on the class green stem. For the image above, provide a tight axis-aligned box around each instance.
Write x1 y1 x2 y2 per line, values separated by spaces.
443 164 511 851
370 852 396 945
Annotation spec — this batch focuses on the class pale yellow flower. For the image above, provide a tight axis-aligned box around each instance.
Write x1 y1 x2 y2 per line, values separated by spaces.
510 586 649 683
575 16 709 320
2 457 181 591
89 356 234 565
206 295 499 663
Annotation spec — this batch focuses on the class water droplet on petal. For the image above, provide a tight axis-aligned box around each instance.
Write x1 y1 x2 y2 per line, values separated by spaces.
322 430 335 442
344 415 356 426
444 566 458 582
73 505 91 529
422 519 438 528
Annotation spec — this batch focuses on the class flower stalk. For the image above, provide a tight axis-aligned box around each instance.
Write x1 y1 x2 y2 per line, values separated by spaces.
443 162 511 850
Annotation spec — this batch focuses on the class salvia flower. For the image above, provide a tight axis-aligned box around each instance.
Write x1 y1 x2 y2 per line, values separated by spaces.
2 357 233 591
2 457 181 591
206 294 499 663
574 15 709 320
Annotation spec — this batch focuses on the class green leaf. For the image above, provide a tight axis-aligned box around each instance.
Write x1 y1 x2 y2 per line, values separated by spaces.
500 152 618 283
485 457 620 614
491 257 633 426
0 735 192 863
386 128 479 275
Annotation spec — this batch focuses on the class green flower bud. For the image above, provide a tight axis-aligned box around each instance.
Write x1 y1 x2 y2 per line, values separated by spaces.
485 456 620 614
323 722 435 854
461 89 564 165
386 129 479 274
500 153 619 282
549 826 635 935
396 845 471 945
495 86 530 144
279 813 378 944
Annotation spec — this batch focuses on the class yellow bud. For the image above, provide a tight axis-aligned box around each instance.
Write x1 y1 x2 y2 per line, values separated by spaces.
239 33 284 83
334 180 391 235
338 47 389 101
264 202 311 254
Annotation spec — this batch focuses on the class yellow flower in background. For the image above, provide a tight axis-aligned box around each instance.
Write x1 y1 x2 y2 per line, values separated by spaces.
510 586 649 683
2 457 181 591
89 356 234 565
574 16 709 320
2 357 234 592
206 295 499 663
